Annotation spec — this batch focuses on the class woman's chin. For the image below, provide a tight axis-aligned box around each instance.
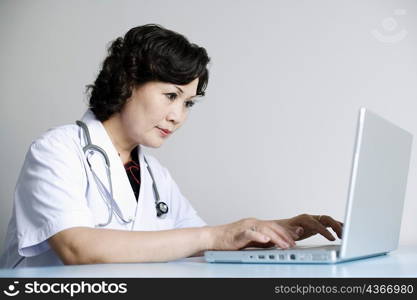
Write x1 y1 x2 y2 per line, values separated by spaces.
141 140 164 148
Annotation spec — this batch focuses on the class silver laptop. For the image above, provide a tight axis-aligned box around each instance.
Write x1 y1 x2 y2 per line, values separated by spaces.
205 108 413 264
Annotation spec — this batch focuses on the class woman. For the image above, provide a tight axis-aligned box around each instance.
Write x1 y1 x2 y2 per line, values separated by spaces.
0 24 342 268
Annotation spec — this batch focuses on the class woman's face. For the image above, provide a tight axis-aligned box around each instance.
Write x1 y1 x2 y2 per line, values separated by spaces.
119 78 199 148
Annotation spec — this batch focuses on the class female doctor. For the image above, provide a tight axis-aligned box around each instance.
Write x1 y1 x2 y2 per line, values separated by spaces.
0 24 343 268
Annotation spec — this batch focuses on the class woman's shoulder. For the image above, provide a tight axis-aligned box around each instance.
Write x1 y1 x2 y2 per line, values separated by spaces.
29 124 81 155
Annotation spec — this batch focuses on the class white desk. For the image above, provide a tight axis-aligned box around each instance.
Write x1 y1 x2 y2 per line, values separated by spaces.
0 245 416 278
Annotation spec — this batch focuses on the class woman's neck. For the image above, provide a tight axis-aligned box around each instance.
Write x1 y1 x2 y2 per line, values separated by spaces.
102 114 136 164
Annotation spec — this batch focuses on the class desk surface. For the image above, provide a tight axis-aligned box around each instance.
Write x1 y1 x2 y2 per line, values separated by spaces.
1 245 416 278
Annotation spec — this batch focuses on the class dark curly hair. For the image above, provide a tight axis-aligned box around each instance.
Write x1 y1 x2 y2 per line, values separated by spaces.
87 24 210 122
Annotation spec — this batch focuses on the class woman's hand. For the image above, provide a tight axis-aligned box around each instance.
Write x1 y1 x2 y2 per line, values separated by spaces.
277 214 343 241
209 218 301 250
208 214 343 251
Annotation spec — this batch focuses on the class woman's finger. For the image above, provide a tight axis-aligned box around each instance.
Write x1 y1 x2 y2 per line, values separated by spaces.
332 220 343 239
270 223 297 246
243 227 271 245
260 226 294 249
318 215 343 239
308 219 336 241
271 222 300 242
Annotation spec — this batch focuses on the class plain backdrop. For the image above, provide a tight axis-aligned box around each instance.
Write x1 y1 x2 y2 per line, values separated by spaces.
0 0 416 252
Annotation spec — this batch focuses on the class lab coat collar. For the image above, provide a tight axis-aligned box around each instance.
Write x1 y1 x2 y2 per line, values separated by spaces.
79 110 142 228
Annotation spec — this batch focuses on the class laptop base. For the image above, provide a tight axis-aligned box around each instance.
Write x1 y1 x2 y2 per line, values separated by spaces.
205 245 389 264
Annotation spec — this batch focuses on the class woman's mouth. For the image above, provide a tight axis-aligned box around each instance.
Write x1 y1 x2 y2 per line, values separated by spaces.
156 127 172 137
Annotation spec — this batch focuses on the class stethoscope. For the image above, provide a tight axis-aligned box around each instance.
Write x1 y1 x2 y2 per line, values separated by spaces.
11 121 169 269
76 120 169 227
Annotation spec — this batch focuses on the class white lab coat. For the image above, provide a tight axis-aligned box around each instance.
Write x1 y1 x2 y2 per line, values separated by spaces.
0 110 206 268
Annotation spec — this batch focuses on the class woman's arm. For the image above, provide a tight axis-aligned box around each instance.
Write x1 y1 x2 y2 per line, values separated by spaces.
48 214 342 265
48 218 293 264
48 226 214 264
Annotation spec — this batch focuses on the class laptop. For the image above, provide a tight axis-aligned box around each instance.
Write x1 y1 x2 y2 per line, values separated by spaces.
205 108 413 264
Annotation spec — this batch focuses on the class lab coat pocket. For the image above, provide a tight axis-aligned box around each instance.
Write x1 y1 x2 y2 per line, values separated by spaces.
156 218 175 230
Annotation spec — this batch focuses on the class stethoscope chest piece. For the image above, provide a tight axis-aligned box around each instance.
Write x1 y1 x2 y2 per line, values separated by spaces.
76 120 169 225
156 201 169 217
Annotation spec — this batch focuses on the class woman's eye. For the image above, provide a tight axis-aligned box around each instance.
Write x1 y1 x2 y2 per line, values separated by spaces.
185 101 195 108
165 93 177 101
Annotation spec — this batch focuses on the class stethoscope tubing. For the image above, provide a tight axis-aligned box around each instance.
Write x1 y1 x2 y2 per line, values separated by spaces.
76 120 168 226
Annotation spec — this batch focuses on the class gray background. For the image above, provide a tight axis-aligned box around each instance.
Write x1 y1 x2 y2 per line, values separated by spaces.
0 0 416 251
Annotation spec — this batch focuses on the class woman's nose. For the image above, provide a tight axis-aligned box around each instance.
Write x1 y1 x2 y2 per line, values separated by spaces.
166 102 186 125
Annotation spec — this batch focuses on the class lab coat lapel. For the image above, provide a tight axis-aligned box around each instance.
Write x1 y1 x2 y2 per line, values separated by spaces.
133 149 175 231
133 147 157 230
81 110 138 228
